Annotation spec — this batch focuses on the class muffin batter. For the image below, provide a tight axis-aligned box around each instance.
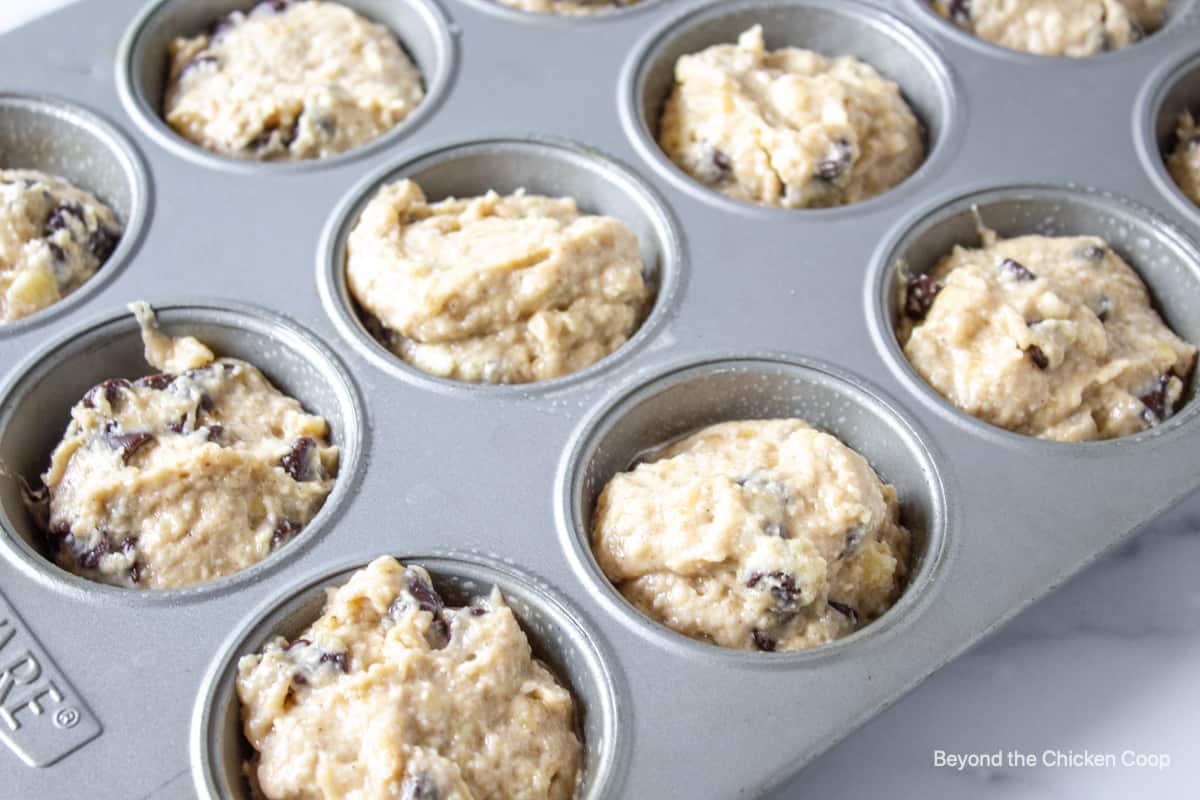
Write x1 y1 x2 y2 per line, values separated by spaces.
930 0 1166 57
165 0 424 161
0 170 121 323
237 556 582 799
498 0 639 14
657 25 925 209
1168 110 1200 207
27 303 338 589
899 225 1196 441
346 179 650 384
591 419 911 652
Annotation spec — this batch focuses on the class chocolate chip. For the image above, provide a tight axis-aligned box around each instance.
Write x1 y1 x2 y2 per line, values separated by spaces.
1027 345 1049 370
712 148 732 173
88 227 119 264
82 378 132 409
401 775 439 800
746 570 800 611
78 537 109 570
1079 245 1107 262
404 568 444 616
106 430 154 462
904 273 942 321
204 424 224 443
815 139 853 182
135 373 176 390
168 415 188 434
44 203 82 237
284 638 311 651
119 537 138 556
1139 374 1174 423
198 393 214 413
247 116 299 152
751 629 776 652
46 241 65 262
270 519 301 550
319 651 348 672
280 437 317 481
128 562 143 584
828 600 859 627
1000 258 1036 282
841 525 866 558
291 672 307 686
947 0 970 21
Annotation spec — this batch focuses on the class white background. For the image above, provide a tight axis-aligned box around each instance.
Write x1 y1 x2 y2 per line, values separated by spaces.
3 2 1199 798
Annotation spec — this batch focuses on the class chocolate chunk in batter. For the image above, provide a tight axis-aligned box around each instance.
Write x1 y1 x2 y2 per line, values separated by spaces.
904 273 942 321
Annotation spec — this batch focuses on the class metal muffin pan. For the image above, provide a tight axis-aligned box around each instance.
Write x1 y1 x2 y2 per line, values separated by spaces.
1 0 1200 797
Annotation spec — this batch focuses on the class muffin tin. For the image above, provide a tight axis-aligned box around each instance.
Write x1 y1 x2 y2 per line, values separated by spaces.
1 0 1199 796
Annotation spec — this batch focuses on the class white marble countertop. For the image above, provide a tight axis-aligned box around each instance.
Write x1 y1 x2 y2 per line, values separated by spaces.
3 2 1198 798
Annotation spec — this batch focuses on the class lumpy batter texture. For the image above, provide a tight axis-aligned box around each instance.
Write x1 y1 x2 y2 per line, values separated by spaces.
237 556 582 799
27 303 338 589
498 0 639 14
931 0 1166 56
898 225 1197 441
0 170 121 323
346 179 650 384
165 0 424 161
1168 111 1200 207
657 25 925 209
591 419 911 652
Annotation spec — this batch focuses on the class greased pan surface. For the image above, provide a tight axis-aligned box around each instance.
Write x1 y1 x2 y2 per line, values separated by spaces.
1 0 1199 797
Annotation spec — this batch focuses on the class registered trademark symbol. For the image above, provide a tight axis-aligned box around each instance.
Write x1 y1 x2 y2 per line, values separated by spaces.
53 707 80 729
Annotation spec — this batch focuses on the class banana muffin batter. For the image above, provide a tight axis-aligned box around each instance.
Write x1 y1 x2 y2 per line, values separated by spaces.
26 303 338 589
346 179 651 384
1168 111 1200 207
930 0 1166 57
591 419 911 652
898 225 1196 441
657 25 925 209
1 170 121 323
237 556 582 799
499 0 639 14
165 0 424 161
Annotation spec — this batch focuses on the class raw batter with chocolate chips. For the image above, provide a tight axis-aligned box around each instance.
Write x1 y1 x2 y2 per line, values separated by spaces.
27 303 338 589
898 224 1196 441
346 178 651 384
164 0 424 161
591 419 911 652
930 0 1166 57
498 0 639 14
237 556 582 799
657 25 925 209
0 169 121 323
1168 111 1200 207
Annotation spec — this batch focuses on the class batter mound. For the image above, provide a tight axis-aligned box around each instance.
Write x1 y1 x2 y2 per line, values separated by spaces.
346 179 651 384
591 419 911 652
1168 111 1200 207
930 0 1166 57
898 225 1197 441
657 25 925 209
165 0 424 161
27 303 338 589
237 556 582 799
1 170 121 323
498 0 639 14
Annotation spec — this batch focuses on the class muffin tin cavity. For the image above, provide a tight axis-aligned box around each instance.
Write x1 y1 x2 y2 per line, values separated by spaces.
116 0 457 171
0 94 149 334
1139 48 1200 225
0 303 366 603
556 356 948 663
318 137 685 393
869 185 1200 446
906 0 1198 62
192 554 628 799
619 0 961 215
